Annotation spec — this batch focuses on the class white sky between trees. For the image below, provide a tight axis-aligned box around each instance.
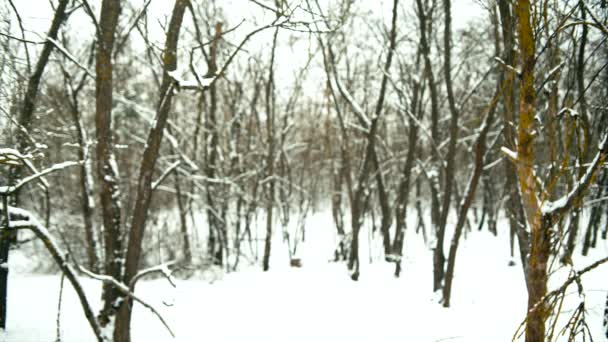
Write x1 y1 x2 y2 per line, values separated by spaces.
7 0 484 99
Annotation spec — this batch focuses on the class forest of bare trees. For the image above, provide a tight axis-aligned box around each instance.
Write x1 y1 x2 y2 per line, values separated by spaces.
0 0 607 341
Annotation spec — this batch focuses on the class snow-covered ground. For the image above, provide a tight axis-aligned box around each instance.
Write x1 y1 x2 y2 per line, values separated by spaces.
3 210 607 342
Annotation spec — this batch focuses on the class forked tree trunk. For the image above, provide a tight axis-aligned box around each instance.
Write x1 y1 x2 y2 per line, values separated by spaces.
114 1 188 340
433 0 461 293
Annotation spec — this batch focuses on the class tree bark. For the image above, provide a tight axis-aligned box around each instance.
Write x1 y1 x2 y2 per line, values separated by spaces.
95 0 125 332
514 2 547 341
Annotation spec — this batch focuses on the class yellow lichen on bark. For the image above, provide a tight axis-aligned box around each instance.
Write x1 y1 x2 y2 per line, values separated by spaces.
514 1 551 341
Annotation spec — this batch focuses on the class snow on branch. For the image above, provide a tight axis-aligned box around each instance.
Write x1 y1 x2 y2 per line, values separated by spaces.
494 57 520 76
541 134 608 217
168 68 216 91
46 37 94 77
0 161 80 195
0 148 38 165
500 146 518 163
129 260 178 289
76 266 175 338
329 75 371 129
152 161 181 191
0 206 104 342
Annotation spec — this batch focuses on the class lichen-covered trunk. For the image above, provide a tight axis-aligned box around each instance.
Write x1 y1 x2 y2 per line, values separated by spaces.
514 1 547 341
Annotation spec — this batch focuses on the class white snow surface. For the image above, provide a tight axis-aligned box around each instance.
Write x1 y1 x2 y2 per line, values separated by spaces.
3 210 608 342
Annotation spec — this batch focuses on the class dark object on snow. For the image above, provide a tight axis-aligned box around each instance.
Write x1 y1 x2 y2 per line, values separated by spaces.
604 289 608 338
290 258 302 268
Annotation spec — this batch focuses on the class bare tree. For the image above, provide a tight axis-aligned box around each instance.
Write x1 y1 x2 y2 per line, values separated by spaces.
0 0 70 329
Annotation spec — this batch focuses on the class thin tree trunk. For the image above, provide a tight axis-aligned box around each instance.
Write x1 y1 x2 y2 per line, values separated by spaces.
0 0 70 329
497 0 530 278
392 47 422 276
66 72 100 273
173 171 191 263
563 0 590 263
94 0 125 332
263 27 279 272
442 80 498 307
414 0 442 291
117 1 188 340
583 171 606 255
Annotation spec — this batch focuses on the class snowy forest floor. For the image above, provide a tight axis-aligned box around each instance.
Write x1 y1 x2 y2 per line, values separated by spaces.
3 211 608 342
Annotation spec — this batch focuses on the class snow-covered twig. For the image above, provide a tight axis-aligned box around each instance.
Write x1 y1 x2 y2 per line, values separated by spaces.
0 148 37 165
76 266 175 338
500 146 518 163
329 76 371 129
541 134 608 216
46 37 93 77
129 260 178 289
581 2 608 35
168 68 216 91
152 161 181 191
1 206 104 342
0 161 80 195
494 56 521 76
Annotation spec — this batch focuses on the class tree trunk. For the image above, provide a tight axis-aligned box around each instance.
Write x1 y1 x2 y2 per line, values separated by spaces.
0 0 70 329
66 76 100 273
263 27 279 272
583 171 606 255
0 196 9 329
514 1 547 340
116 1 188 340
392 47 422 276
95 0 125 333
442 81 497 307
497 0 530 279
434 0 460 293
414 0 442 291
173 171 191 263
